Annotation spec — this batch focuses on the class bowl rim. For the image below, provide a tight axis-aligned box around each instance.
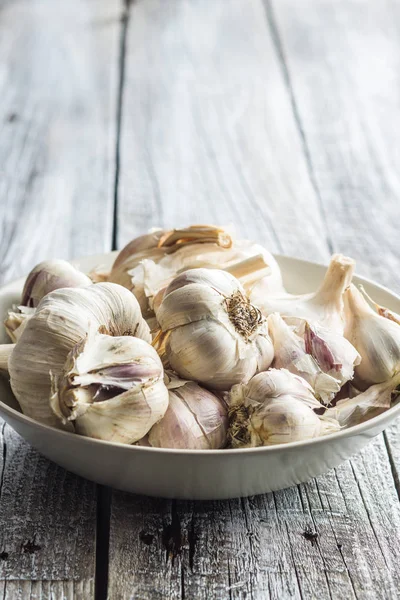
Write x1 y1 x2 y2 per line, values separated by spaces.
0 252 399 457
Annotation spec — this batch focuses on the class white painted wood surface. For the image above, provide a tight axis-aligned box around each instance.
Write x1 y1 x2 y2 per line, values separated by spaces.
0 0 399 598
0 0 121 596
109 0 400 599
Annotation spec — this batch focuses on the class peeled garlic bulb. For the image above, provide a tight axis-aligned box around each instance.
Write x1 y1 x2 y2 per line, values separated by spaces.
228 369 340 447
109 225 283 315
344 285 400 389
148 374 228 449
325 372 400 427
21 259 92 308
268 313 341 404
50 333 168 444
256 254 355 333
1 283 151 427
156 268 274 389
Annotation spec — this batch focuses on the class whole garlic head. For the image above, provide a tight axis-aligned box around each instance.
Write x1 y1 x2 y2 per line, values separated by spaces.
228 369 340 447
8 283 151 427
51 333 168 444
344 285 400 389
156 268 274 389
4 259 92 343
148 373 228 449
256 254 355 333
109 225 283 316
21 259 92 308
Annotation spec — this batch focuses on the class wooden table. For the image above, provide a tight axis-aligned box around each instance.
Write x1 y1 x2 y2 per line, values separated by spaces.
0 0 400 598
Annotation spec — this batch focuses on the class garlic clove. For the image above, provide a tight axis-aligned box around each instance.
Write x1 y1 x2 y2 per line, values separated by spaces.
156 268 274 390
8 282 151 427
268 313 341 404
344 284 400 389
148 377 228 449
255 254 355 333
21 259 92 308
303 321 361 385
324 372 400 427
228 370 340 447
50 332 168 444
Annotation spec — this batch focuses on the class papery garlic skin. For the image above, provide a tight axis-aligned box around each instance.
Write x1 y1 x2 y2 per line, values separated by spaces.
8 283 151 427
4 306 35 343
51 333 168 444
359 286 400 326
21 259 92 308
109 225 283 316
268 313 341 404
325 372 400 428
256 254 355 333
148 376 228 449
156 268 274 389
344 285 400 389
4 260 92 343
228 370 340 447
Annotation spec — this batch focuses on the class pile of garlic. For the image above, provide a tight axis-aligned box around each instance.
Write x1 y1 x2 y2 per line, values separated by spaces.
1 224 399 450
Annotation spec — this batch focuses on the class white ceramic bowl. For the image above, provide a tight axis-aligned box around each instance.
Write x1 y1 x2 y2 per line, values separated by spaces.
0 253 399 500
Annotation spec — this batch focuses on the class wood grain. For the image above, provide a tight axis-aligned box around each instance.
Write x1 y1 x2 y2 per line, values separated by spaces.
115 0 331 259
0 0 122 594
109 0 400 599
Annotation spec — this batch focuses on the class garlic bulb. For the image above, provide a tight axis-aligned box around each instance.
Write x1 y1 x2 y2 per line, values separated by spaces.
4 306 35 342
325 372 400 427
148 374 228 449
344 284 400 389
228 369 340 447
50 332 168 443
156 268 274 389
268 313 341 404
4 259 92 342
256 254 355 333
0 283 151 427
109 225 283 316
21 259 92 307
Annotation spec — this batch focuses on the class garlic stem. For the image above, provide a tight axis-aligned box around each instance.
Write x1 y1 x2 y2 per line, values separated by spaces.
0 344 14 371
225 254 269 283
359 285 400 325
158 225 232 249
314 254 355 304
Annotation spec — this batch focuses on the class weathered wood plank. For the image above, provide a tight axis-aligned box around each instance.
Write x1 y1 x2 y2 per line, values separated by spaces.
109 0 400 598
0 0 120 281
115 0 330 259
268 0 400 292
0 579 93 600
0 0 122 594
